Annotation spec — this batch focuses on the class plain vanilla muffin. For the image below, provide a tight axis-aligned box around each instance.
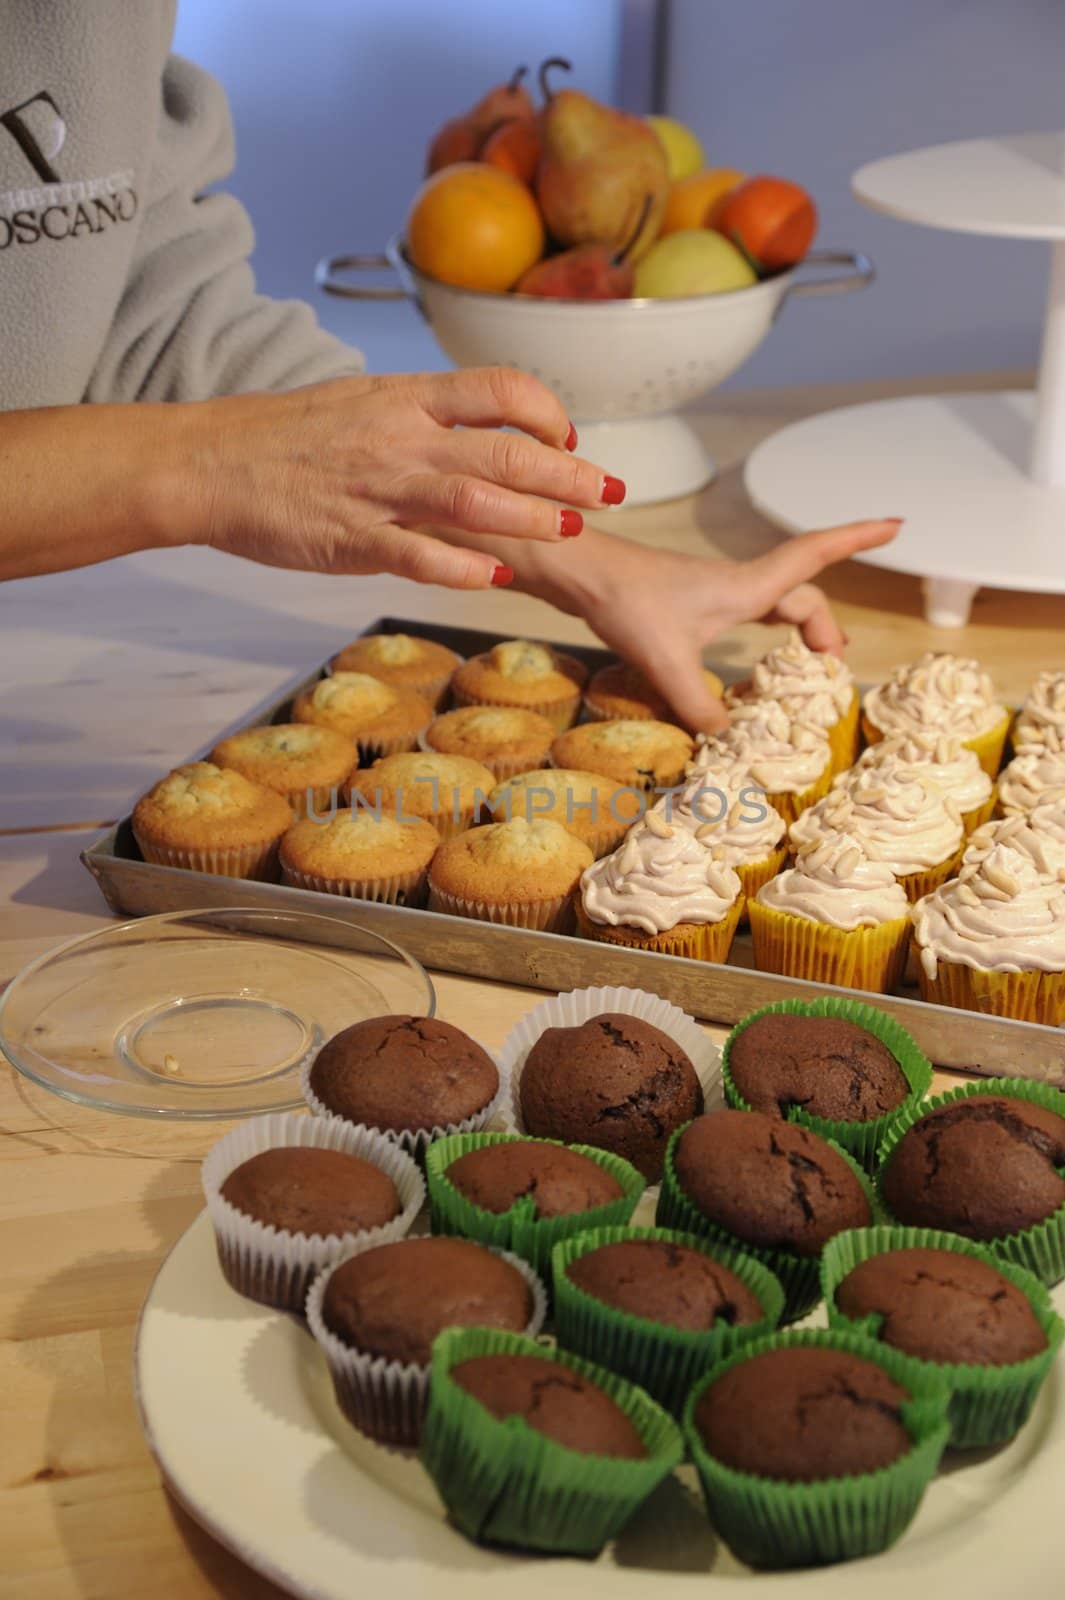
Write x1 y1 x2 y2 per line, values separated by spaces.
210 724 357 819
862 653 1010 777
551 719 694 791
280 810 441 903
484 768 645 857
584 662 723 724
428 816 593 931
423 705 556 779
347 751 496 839
329 632 460 708
292 672 432 761
132 761 293 879
451 639 588 731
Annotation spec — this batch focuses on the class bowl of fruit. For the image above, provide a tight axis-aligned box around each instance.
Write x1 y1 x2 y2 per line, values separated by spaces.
318 61 873 505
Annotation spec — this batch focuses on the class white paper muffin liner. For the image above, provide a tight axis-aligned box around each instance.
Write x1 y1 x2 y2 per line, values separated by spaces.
305 1241 547 1447
133 832 282 881
201 1112 425 1311
427 883 574 932
497 985 723 1188
298 1043 510 1158
280 862 430 906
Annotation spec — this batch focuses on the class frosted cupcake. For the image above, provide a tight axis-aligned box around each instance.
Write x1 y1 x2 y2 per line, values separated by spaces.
728 628 858 772
1013 670 1065 755
428 817 593 932
423 706 556 780
862 653 1010 778
210 724 357 820
689 701 832 824
132 762 292 880
790 768 964 902
584 662 724 723
835 731 994 837
963 806 1065 879
292 672 432 762
552 719 694 792
997 748 1065 817
280 810 441 903
912 842 1065 1024
659 765 787 907
330 632 461 709
484 769 645 858
748 834 911 993
452 640 588 732
347 751 496 839
576 812 742 962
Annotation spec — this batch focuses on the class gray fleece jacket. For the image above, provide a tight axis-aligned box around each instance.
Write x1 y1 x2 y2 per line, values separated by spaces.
0 0 363 409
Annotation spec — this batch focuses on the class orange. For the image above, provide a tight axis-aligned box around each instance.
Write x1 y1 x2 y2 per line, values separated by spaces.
406 163 545 292
714 176 817 271
660 167 745 237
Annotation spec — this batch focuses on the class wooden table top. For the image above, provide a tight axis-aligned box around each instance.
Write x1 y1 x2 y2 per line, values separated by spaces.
2 370 1059 1598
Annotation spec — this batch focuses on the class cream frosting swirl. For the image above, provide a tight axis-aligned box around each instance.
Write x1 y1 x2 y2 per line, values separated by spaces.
790 766 963 875
834 730 992 816
863 652 1006 740
756 833 909 930
657 767 785 865
913 842 1065 976
580 814 741 934
997 749 1065 816
733 627 853 730
691 700 830 794
1013 670 1065 754
963 806 1065 879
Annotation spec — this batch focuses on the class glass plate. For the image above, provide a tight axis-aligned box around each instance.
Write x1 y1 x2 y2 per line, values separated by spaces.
0 906 435 1119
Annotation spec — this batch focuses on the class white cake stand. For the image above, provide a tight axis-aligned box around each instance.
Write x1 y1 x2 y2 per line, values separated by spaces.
745 132 1065 626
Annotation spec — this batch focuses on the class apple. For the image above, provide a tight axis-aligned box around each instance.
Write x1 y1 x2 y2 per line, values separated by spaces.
634 229 756 298
646 115 705 182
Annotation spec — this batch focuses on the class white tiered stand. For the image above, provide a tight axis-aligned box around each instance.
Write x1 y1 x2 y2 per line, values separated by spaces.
744 132 1065 625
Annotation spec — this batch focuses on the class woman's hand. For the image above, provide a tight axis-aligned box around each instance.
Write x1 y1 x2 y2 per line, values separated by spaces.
169 368 615 587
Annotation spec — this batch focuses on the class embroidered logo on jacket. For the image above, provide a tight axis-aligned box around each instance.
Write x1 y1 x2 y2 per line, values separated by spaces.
0 90 138 248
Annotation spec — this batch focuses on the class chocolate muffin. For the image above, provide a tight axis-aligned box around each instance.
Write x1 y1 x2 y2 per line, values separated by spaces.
566 1238 765 1332
880 1095 1065 1241
728 1013 910 1123
518 1014 703 1181
451 1352 646 1459
835 1247 1048 1366
446 1139 624 1220
220 1147 400 1236
309 1015 499 1135
694 1345 912 1481
321 1237 532 1366
673 1110 871 1257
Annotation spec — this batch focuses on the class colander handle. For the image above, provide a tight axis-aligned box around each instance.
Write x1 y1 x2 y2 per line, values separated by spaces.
785 249 876 300
314 252 410 302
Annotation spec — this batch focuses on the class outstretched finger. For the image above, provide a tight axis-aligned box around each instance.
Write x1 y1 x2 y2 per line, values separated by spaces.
330 523 513 590
760 582 843 654
629 644 730 736
745 519 902 612
417 366 573 449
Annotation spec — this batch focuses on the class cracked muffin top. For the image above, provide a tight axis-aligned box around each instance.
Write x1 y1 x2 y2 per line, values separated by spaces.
423 705 557 776
673 1109 871 1256
834 1246 1048 1366
308 1014 499 1134
452 640 588 725
444 1138 624 1219
132 761 293 851
551 719 694 791
564 1237 765 1333
518 1013 703 1182
452 1352 647 1459
694 1345 911 1482
726 1013 910 1124
880 1094 1065 1241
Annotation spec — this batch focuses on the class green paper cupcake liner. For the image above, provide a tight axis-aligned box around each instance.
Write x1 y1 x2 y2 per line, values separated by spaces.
820 1225 1064 1449
424 1131 645 1279
721 996 933 1172
421 1325 684 1556
552 1225 786 1415
876 1076 1065 1286
681 1325 951 1570
656 1121 880 1323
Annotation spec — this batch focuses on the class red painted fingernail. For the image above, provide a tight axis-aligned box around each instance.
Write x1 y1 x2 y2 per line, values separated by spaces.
884 517 904 524
565 423 578 452
601 475 626 505
560 509 583 538
490 564 514 587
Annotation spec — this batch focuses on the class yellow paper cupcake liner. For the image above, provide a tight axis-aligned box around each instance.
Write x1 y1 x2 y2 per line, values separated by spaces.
763 760 833 825
450 684 581 733
827 687 861 774
748 899 911 993
916 959 1065 1026
735 845 789 913
575 896 742 964
429 884 575 933
281 863 430 906
897 849 964 905
133 833 282 882
961 789 996 837
861 709 1012 781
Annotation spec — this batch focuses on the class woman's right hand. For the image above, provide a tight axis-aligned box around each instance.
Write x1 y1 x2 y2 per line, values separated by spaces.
168 367 617 587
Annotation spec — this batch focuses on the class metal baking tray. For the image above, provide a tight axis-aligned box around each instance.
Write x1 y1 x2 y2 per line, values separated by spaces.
81 617 1065 1085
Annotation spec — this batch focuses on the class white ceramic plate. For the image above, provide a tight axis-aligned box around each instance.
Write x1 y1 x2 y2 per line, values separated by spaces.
136 1211 1064 1599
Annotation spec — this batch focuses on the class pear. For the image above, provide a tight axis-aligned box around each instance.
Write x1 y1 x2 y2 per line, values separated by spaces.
515 196 652 299
634 230 756 298
534 59 668 260
426 66 534 175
